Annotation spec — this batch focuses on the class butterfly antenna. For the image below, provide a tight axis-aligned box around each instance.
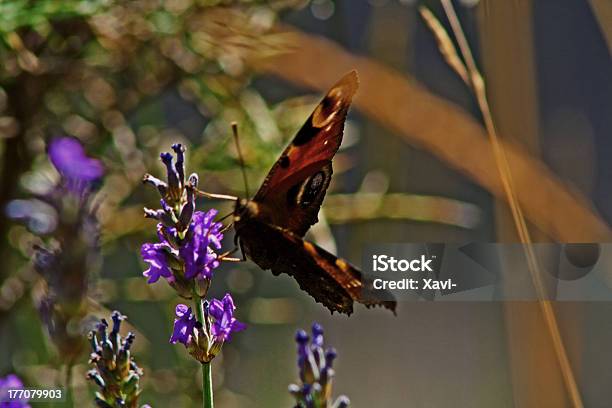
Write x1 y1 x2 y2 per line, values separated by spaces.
232 122 250 198
194 188 238 202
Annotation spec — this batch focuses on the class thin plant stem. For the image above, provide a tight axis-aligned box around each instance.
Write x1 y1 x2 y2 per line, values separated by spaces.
193 290 214 408
435 1 583 406
64 362 73 408
203 362 214 408
52 363 72 408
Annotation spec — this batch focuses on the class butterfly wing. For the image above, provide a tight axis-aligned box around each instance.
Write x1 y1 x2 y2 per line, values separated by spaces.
237 216 397 315
252 71 358 237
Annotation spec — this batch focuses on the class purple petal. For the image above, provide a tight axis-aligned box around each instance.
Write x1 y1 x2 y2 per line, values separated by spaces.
222 293 235 311
208 298 224 320
141 243 173 284
175 304 190 317
48 137 104 184
231 320 247 333
0 374 23 389
170 304 197 346
0 374 30 407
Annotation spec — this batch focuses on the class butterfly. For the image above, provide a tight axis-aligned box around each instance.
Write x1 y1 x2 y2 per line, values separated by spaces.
206 71 397 315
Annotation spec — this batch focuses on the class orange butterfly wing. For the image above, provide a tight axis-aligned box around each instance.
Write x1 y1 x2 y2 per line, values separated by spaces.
236 216 397 315
252 71 358 236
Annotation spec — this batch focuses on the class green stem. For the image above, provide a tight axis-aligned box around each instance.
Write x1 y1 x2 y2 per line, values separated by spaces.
203 361 214 408
193 291 213 408
64 363 73 408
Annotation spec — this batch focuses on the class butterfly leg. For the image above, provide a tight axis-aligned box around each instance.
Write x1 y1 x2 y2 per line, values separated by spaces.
218 243 246 263
219 255 243 263
220 222 234 234
219 255 244 263
239 238 247 261
218 211 234 223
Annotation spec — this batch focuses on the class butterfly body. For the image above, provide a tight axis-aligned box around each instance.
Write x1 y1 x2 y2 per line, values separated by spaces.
233 71 396 315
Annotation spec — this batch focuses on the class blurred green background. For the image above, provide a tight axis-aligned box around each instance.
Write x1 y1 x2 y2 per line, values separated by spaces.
1 0 612 406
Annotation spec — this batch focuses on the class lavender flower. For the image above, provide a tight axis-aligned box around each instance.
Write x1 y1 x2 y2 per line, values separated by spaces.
7 136 103 362
290 324 349 408
48 137 103 193
87 311 145 408
141 145 224 298
0 374 30 408
170 293 245 363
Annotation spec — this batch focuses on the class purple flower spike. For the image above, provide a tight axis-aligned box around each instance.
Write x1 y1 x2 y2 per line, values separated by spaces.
290 323 349 407
170 304 197 345
209 293 246 342
141 243 173 283
48 137 103 192
0 374 30 407
180 210 223 280
325 348 337 367
88 311 144 407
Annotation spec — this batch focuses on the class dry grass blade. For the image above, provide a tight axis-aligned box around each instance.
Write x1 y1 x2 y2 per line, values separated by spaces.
418 7 469 85
589 0 612 54
435 1 583 406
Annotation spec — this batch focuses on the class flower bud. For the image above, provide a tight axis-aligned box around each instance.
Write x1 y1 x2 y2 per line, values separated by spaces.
123 371 140 395
172 143 186 187
97 320 115 364
143 208 175 227
160 152 181 203
332 396 350 408
110 311 125 351
117 332 135 376
94 397 114 408
178 186 195 232
288 383 301 398
188 173 198 188
87 370 105 388
142 173 167 197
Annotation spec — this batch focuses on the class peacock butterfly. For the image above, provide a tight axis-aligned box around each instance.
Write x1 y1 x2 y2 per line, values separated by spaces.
206 71 397 315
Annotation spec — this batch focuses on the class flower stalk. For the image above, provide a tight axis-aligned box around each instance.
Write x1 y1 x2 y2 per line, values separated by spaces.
193 290 214 408
202 361 214 408
202 363 214 408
